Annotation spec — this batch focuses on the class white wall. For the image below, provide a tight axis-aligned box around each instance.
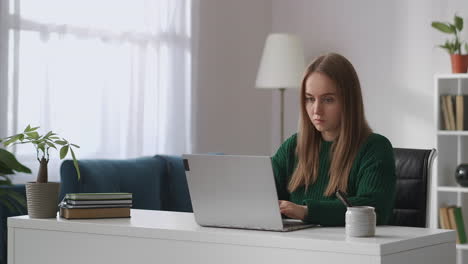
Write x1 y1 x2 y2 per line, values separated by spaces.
194 0 468 154
193 0 273 155
272 0 468 149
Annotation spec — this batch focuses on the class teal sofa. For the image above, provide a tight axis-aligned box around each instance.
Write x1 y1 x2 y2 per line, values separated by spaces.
59 155 193 212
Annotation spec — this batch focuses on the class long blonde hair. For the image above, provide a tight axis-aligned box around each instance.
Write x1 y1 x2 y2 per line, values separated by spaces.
288 53 372 196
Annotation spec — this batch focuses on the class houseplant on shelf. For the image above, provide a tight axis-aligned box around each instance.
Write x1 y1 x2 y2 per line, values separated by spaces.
0 125 80 218
432 14 468 73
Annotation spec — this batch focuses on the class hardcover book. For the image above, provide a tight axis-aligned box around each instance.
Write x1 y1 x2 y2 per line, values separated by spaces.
61 204 132 209
65 192 132 200
59 207 131 219
65 199 132 205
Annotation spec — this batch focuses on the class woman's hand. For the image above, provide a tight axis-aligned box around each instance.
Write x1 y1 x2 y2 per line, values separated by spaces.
279 200 308 221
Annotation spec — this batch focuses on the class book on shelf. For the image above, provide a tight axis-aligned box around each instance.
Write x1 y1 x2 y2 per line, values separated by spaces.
441 95 451 130
59 206 131 219
447 207 460 243
439 206 467 244
440 95 468 131
446 95 456 130
65 192 132 200
439 207 451 229
464 96 468 130
456 95 464 130
452 207 467 244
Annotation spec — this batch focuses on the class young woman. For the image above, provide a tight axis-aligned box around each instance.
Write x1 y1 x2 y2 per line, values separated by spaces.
272 53 395 226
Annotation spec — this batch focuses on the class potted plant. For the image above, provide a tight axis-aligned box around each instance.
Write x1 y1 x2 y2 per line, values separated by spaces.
0 125 80 218
432 14 468 73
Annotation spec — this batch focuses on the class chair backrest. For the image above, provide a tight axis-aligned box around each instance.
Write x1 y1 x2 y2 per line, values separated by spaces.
390 148 436 227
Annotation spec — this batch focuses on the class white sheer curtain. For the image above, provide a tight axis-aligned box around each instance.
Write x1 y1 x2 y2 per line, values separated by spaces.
1 0 192 182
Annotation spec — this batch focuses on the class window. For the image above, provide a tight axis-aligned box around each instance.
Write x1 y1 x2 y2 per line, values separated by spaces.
2 0 192 182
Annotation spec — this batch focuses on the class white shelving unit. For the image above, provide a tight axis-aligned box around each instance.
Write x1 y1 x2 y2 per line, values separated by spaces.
433 74 468 264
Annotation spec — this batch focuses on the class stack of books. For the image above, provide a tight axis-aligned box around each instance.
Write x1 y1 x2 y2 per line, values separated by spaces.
439 206 467 244
59 192 132 219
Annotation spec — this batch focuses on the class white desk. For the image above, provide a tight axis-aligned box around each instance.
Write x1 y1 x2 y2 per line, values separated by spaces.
8 209 455 264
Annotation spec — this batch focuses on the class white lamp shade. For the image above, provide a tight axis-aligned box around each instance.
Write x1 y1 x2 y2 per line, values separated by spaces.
255 33 305 89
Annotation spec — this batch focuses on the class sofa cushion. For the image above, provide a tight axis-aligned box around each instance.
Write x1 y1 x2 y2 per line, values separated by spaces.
60 157 165 210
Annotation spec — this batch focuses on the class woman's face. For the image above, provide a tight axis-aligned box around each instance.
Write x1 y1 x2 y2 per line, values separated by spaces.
304 72 342 141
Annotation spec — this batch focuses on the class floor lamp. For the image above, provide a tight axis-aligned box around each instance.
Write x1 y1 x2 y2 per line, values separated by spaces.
255 33 305 143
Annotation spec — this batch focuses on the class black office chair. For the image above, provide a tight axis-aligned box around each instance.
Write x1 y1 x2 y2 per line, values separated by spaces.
390 148 437 227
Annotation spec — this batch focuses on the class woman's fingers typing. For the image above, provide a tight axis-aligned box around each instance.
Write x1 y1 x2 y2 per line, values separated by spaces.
278 200 307 220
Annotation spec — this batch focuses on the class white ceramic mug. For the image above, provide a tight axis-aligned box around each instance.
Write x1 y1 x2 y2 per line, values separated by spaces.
345 206 376 237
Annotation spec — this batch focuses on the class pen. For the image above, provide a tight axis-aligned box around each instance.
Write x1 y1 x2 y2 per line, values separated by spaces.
336 190 353 207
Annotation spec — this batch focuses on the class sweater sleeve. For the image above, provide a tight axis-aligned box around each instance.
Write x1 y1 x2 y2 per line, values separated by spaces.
303 135 396 226
271 135 296 201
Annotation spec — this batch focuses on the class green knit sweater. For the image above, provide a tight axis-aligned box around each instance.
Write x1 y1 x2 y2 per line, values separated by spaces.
272 133 396 226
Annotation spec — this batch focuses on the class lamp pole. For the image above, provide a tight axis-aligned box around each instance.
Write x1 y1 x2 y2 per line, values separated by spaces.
279 88 285 143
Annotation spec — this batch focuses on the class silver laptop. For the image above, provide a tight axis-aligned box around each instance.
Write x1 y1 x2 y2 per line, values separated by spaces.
182 154 316 232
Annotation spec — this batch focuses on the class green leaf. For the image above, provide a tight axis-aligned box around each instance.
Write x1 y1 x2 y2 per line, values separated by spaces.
54 140 67 145
439 40 459 54
0 179 12 185
46 141 57 149
4 134 16 140
0 189 27 214
24 125 39 133
37 143 46 154
439 43 449 49
0 195 15 213
70 144 80 148
0 149 31 173
0 175 11 183
25 132 39 139
44 131 53 138
3 135 21 146
70 148 80 181
24 124 39 132
432 22 455 33
455 15 463 31
465 43 468 54
0 164 14 175
0 174 9 180
449 24 457 33
60 145 69 159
